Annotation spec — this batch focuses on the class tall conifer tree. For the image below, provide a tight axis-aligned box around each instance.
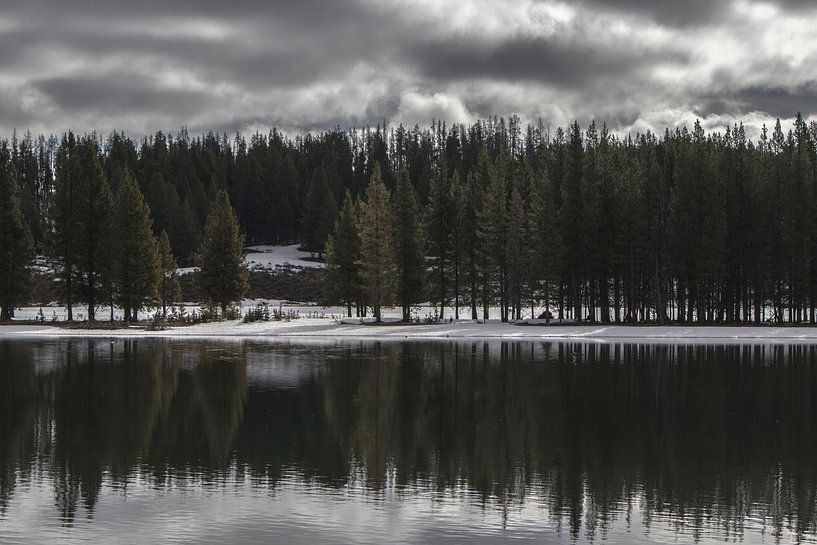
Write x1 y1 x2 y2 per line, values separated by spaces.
197 190 249 317
450 170 467 319
111 173 161 322
50 132 79 320
157 231 181 318
300 168 337 256
74 139 112 321
393 168 425 322
359 164 395 323
0 144 34 321
426 158 452 319
325 191 363 317
477 155 509 321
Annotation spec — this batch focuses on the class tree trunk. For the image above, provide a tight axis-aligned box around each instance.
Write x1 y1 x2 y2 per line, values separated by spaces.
482 277 489 320
66 275 73 321
470 270 477 320
454 258 460 320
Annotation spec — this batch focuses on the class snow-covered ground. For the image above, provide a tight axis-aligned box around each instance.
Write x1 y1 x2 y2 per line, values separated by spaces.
177 244 326 274
178 244 324 276
10 297 817 343
9 300 341 323
244 244 325 271
6 314 817 343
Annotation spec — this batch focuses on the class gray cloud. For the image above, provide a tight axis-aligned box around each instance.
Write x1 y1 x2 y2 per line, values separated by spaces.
578 0 728 26
0 0 816 138
409 36 689 88
698 81 817 118
33 75 215 116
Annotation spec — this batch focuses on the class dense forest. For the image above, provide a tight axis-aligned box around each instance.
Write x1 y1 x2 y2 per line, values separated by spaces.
2 113 817 323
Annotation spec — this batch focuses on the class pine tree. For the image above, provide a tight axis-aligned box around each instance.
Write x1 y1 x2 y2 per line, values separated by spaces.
144 172 180 241
505 185 526 320
111 173 161 322
359 164 395 322
157 230 181 318
74 139 112 321
562 122 584 321
300 168 337 256
426 158 452 319
477 154 509 321
471 150 493 319
528 165 562 322
50 132 79 320
392 168 425 321
325 191 363 317
450 170 467 319
197 190 249 317
0 143 34 321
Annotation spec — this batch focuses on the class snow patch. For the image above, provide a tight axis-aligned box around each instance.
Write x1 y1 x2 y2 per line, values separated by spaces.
176 244 325 276
245 244 325 271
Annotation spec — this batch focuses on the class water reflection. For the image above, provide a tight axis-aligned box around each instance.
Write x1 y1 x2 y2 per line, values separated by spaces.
1 339 817 543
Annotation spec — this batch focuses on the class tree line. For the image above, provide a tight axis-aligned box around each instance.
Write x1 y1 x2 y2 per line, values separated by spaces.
1 114 817 323
0 134 247 322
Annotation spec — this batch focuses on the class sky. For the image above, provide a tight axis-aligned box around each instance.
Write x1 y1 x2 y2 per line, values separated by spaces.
1 0 816 139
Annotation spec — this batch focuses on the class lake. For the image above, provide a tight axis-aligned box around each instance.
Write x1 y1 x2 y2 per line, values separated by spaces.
1 338 816 544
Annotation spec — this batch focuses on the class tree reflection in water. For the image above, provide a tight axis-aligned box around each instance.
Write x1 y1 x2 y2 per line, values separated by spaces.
1 339 816 542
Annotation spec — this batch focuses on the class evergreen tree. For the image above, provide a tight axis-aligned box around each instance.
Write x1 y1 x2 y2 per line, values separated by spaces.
74 139 112 321
459 148 492 319
392 168 425 322
359 164 395 322
450 170 467 319
144 172 180 242
505 185 526 320
197 190 249 316
426 158 452 319
0 144 34 321
300 168 337 256
157 231 181 319
477 154 509 321
50 132 79 320
111 173 161 322
325 191 363 317
562 122 584 321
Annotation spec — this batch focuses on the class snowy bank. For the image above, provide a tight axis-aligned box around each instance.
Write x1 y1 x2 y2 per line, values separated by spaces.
6 319 817 344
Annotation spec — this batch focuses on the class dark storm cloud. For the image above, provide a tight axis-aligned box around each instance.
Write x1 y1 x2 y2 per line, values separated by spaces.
579 0 817 26
410 36 689 88
6 0 368 25
0 0 816 136
699 82 817 118
578 0 728 26
33 76 214 116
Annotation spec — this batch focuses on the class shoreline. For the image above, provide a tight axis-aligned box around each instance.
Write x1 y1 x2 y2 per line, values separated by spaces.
6 319 817 343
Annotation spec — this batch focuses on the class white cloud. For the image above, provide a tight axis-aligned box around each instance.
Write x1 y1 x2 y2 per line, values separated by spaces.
394 92 476 127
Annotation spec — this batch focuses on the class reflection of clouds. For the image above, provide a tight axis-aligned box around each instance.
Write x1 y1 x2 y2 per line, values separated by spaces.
0 473 805 544
246 357 320 391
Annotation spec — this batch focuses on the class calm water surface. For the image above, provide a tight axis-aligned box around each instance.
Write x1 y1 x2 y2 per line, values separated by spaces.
1 339 817 544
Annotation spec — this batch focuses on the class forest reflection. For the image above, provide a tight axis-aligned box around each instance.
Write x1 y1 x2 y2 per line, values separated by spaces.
1 339 817 542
